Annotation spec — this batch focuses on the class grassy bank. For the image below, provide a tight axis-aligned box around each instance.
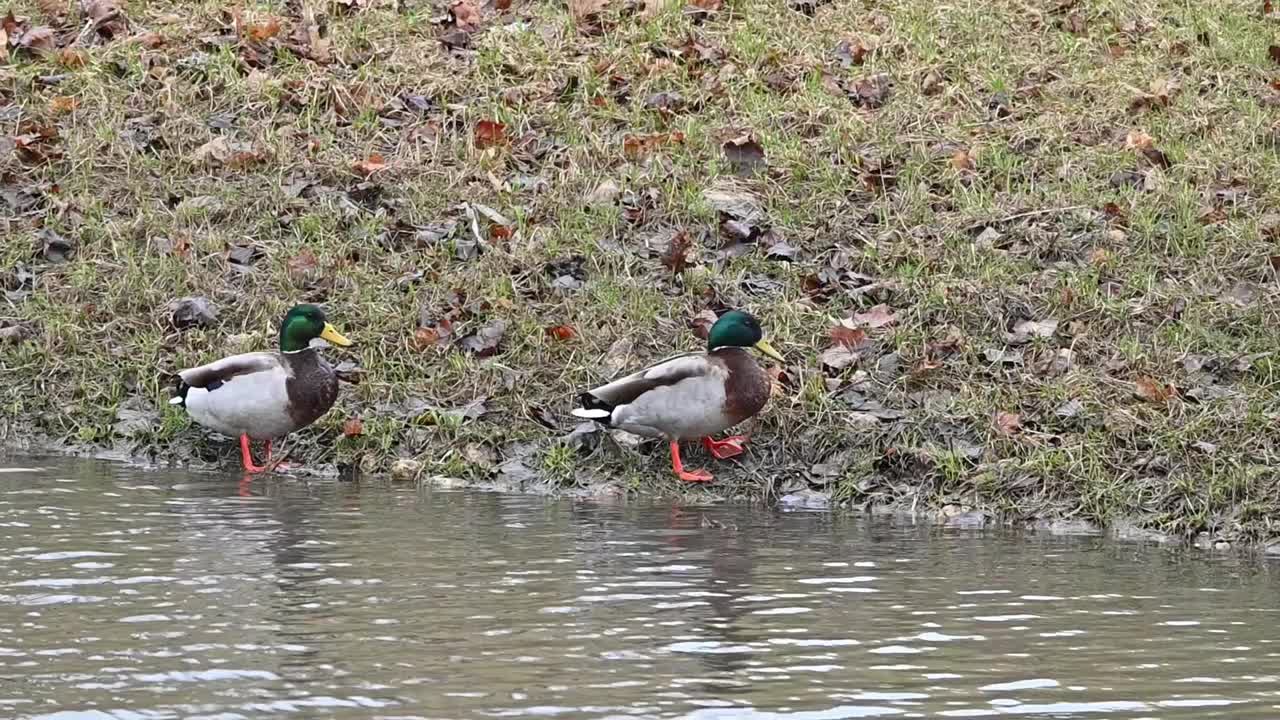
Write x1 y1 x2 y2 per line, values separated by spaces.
3 0 1279 543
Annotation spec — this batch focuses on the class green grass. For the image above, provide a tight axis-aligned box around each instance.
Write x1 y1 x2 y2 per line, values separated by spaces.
2 0 1279 545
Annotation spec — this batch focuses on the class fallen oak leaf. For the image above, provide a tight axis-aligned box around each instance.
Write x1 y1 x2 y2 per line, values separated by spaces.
722 134 766 175
450 0 482 30
242 15 282 42
80 0 129 39
474 119 508 148
342 416 364 437
820 345 860 372
411 323 451 351
546 324 576 341
833 38 868 68
1135 376 1176 404
623 131 685 158
830 325 868 349
49 96 77 114
569 0 610 21
660 230 693 273
36 0 68 22
852 304 897 329
15 25 57 54
1124 130 1171 168
993 411 1022 436
286 249 320 283
353 153 388 177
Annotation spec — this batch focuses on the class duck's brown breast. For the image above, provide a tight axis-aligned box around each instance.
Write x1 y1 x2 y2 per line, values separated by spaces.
283 350 340 430
715 347 770 424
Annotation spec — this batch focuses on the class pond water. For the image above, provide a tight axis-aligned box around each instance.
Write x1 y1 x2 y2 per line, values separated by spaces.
1 459 1278 719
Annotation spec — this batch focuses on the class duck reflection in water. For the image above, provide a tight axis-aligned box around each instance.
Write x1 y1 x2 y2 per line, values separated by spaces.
662 506 760 687
236 476 365 685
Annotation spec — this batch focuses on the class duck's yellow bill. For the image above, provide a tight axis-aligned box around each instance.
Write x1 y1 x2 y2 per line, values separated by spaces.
754 339 784 363
320 323 353 347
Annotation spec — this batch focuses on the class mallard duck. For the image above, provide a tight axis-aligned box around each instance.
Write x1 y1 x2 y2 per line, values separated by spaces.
571 310 784 483
169 304 352 473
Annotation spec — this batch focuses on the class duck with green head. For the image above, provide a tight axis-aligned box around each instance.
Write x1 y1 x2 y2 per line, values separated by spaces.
571 310 784 483
170 304 353 473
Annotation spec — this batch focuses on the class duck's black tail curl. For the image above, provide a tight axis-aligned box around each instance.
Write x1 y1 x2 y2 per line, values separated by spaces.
169 377 191 406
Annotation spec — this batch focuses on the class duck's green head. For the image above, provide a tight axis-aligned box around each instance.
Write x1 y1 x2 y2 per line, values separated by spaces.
707 310 784 362
279 304 352 352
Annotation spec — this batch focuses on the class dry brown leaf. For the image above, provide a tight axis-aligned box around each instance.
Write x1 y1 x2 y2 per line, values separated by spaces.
286 250 319 283
852 304 897 329
58 47 87 66
830 325 868 349
411 325 444 351
17 25 57 53
353 153 387 177
244 16 282 43
623 131 684 158
1124 130 1154 151
342 416 364 438
660 231 692 273
193 137 262 168
299 0 332 63
690 309 718 340
820 345 860 371
474 119 507 148
1060 11 1086 34
49 95 76 114
137 30 164 48
450 0 482 30
80 0 128 38
951 148 973 171
569 0 610 21
546 324 576 341
1135 376 1175 404
994 411 1022 436
36 0 68 22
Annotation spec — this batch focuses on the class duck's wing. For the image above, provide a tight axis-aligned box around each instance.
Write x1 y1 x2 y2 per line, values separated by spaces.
572 352 712 419
170 352 283 405
179 352 283 387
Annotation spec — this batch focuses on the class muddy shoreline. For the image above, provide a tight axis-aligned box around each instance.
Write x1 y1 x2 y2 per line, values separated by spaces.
7 433 1278 558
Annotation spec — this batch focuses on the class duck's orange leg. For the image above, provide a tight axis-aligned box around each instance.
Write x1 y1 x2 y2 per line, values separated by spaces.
671 440 713 483
239 434 268 474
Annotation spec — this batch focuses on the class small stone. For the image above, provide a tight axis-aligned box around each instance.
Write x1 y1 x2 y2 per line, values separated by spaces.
610 429 647 449
945 510 987 529
1055 398 1086 419
779 489 830 510
1214 541 1231 551
390 458 423 481
975 226 1002 247
421 475 468 489
168 296 218 330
